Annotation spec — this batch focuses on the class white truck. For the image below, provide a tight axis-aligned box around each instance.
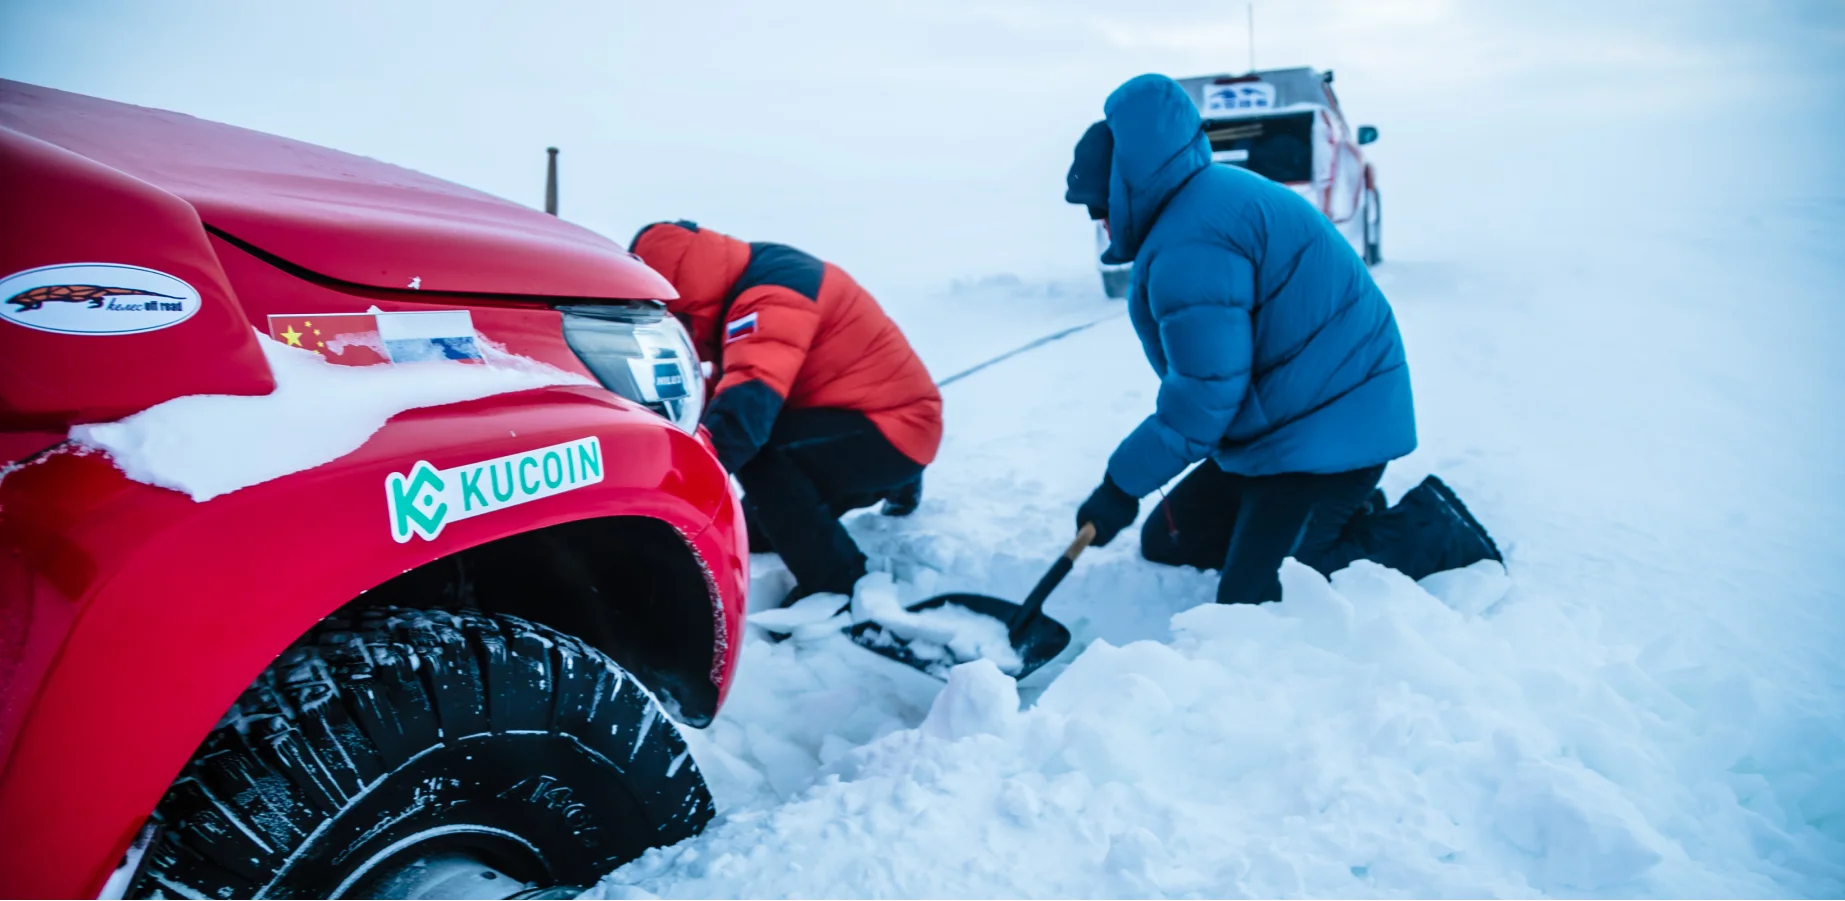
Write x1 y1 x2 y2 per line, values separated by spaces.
1097 66 1381 298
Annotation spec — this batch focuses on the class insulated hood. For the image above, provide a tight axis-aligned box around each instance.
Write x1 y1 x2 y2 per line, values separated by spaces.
1099 74 1213 265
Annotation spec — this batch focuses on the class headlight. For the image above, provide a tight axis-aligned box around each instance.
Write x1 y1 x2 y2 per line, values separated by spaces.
559 303 706 433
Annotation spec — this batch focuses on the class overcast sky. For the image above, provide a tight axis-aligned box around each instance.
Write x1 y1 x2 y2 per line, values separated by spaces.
4 0 1840 287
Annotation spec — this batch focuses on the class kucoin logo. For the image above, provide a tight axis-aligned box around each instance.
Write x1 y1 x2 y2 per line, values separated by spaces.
0 263 202 335
386 437 604 542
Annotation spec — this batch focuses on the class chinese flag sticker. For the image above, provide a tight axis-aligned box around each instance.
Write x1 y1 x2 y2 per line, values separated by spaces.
267 313 389 367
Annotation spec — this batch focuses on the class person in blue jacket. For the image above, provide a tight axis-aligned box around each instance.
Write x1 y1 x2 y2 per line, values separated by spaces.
1066 74 1500 605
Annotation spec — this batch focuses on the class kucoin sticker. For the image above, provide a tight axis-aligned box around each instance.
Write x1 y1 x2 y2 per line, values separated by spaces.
0 263 202 335
386 436 603 543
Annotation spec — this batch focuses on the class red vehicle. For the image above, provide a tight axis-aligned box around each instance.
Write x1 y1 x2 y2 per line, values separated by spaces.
0 81 748 899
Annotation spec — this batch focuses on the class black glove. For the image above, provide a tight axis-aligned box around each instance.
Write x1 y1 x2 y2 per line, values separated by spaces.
1077 473 1139 546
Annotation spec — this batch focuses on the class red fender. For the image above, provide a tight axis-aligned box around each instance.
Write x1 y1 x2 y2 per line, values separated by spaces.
0 386 747 898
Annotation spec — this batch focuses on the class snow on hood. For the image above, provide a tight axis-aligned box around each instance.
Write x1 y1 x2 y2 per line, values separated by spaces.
71 332 592 502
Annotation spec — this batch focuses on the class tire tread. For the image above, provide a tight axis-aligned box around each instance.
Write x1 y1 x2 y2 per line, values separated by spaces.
129 607 710 899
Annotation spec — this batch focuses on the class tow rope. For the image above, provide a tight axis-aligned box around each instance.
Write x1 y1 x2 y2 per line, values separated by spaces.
935 312 1127 388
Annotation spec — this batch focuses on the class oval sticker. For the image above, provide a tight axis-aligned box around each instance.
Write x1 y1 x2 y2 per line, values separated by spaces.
0 262 202 336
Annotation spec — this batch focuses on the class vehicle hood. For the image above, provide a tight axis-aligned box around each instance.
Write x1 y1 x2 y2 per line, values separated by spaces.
0 80 674 300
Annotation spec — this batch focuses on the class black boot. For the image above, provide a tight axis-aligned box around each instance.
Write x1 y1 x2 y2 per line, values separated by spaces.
1355 476 1502 580
1423 475 1502 564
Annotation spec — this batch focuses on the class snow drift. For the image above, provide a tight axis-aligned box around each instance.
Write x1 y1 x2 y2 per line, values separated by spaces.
594 558 1840 898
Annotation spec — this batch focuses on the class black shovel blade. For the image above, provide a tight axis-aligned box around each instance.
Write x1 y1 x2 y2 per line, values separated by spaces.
845 592 1072 681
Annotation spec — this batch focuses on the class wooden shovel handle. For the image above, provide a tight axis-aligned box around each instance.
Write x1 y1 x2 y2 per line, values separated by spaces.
1007 523 1097 639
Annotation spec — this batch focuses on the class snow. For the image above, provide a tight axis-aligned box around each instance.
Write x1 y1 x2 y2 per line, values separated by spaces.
745 591 851 638
600 560 1838 897
587 194 1845 898
918 658 1019 742
746 572 1030 675
8 4 1837 897
69 332 592 502
849 572 1026 676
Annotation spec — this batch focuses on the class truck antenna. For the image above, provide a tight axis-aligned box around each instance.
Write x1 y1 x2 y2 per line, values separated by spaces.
544 146 560 216
1247 3 1256 73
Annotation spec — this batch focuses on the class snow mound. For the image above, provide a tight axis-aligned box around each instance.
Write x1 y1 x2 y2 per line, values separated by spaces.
920 659 1020 742
70 332 592 501
591 559 1843 898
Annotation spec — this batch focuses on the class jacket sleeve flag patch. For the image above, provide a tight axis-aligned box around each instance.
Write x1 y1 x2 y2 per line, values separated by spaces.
267 310 484 366
725 311 759 344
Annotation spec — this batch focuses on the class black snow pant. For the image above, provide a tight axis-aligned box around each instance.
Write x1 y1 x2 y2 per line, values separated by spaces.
736 408 924 599
1140 461 1501 605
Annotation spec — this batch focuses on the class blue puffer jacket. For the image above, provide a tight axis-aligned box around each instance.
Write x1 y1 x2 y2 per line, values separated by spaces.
1085 74 1417 496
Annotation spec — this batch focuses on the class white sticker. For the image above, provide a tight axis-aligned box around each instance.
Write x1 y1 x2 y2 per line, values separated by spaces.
1202 81 1277 116
386 436 604 543
625 354 690 403
1213 148 1251 163
0 263 202 336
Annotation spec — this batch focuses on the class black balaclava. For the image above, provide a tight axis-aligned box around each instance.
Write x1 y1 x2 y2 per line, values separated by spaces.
1064 121 1113 220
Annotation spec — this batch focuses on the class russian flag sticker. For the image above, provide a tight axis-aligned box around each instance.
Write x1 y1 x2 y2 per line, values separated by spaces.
725 312 759 344
377 310 484 363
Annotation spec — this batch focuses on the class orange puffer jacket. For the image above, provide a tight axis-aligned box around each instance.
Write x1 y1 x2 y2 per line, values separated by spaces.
630 222 942 471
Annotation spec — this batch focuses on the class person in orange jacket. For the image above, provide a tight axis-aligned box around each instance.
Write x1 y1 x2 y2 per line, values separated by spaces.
630 221 943 602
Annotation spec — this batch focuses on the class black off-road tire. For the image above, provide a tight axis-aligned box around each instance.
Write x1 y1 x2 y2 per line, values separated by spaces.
127 608 713 899
1363 186 1383 266
1100 267 1131 299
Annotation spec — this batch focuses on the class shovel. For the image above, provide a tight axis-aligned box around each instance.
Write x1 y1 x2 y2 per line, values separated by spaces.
846 523 1094 680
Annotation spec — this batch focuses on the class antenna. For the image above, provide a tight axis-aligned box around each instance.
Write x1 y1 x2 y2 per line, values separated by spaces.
1247 3 1255 73
544 147 560 216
